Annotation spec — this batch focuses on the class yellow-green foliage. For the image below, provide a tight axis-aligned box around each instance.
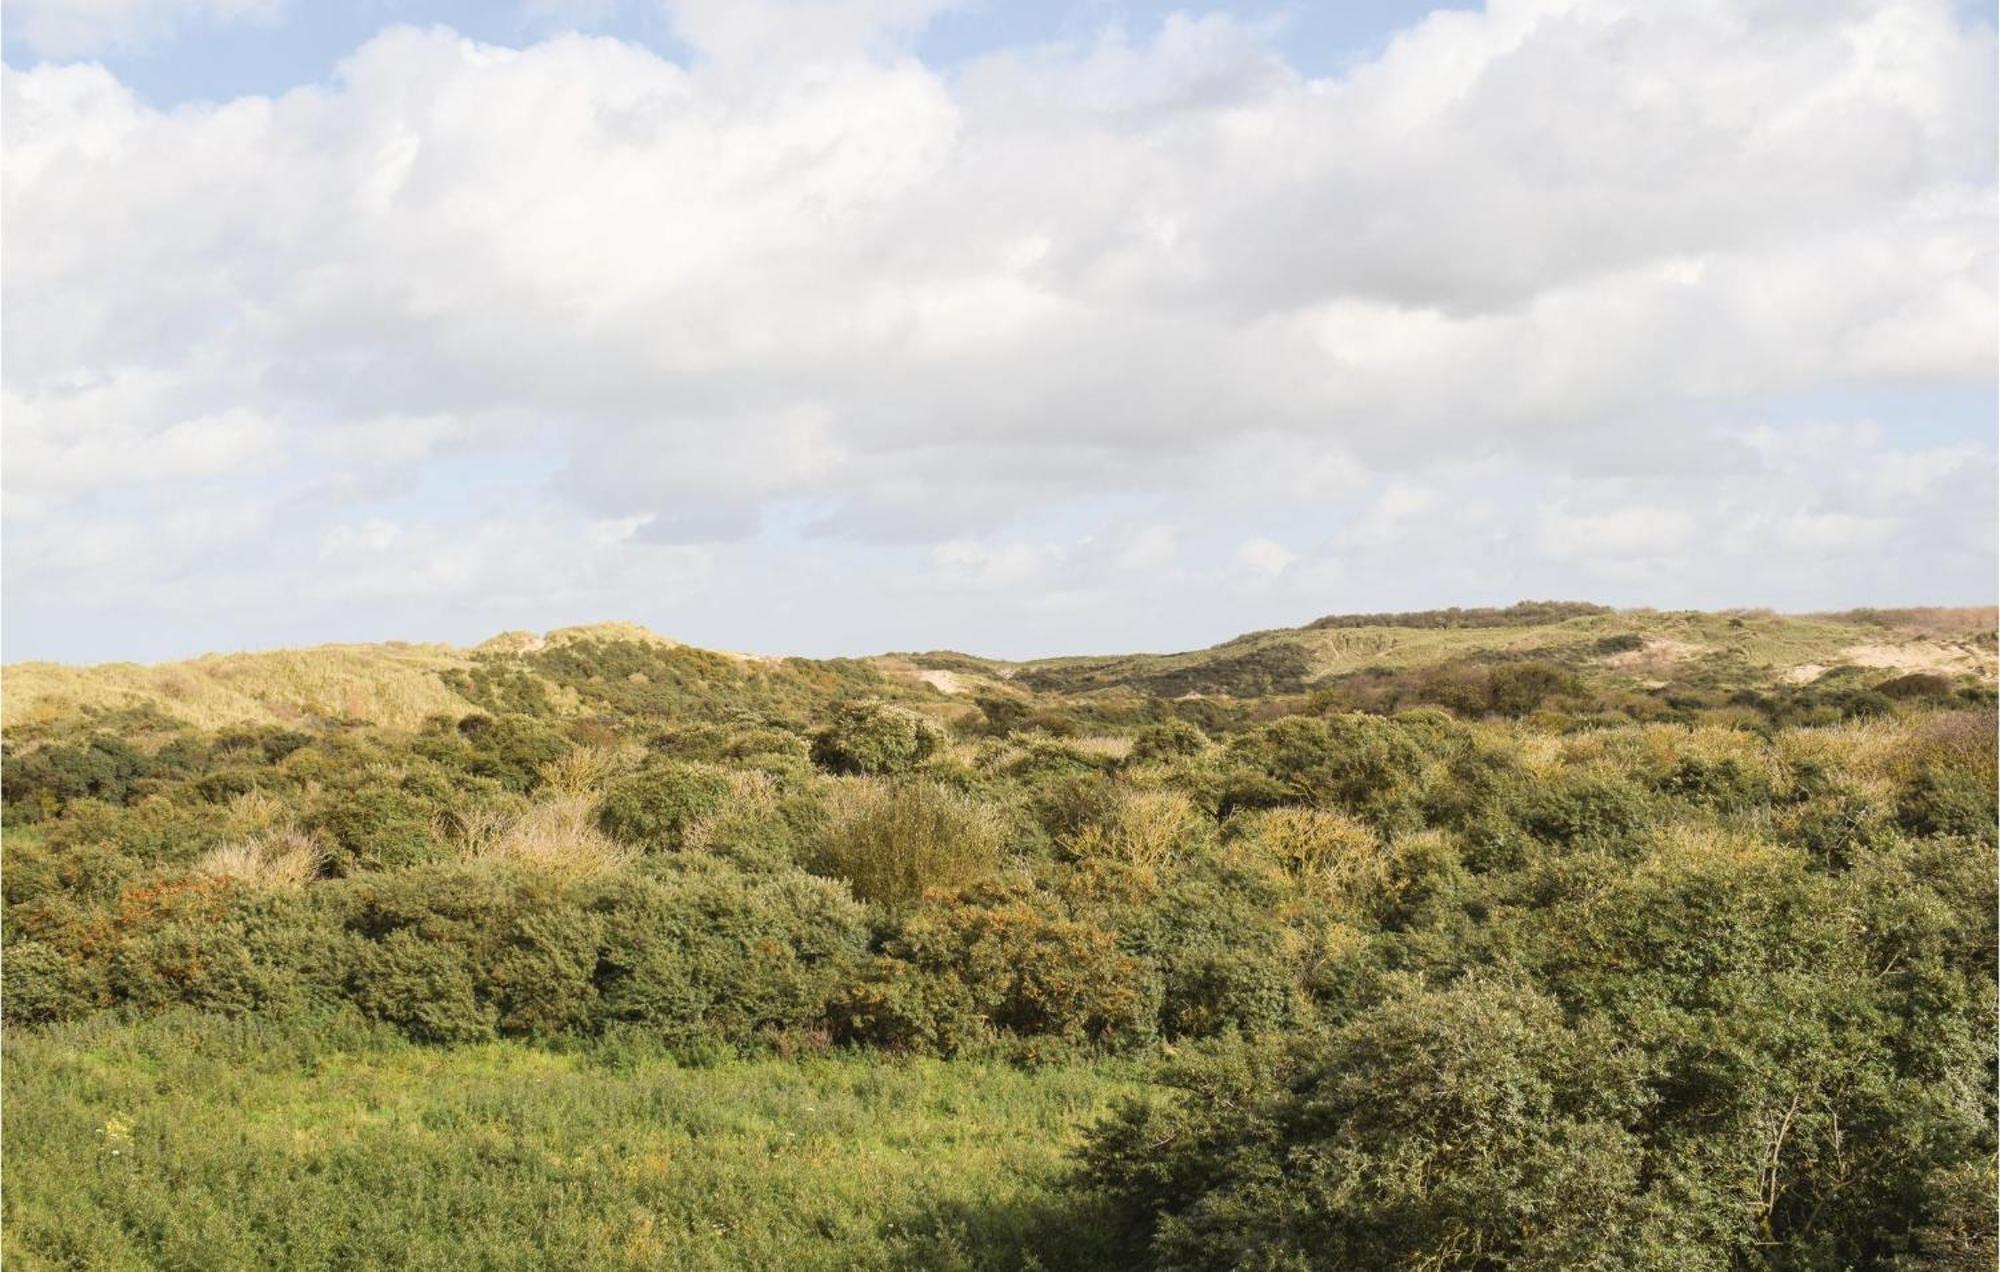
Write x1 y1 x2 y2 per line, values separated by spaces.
3 612 1994 1272
1065 789 1207 869
810 777 1006 909
1225 806 1385 910
444 796 635 880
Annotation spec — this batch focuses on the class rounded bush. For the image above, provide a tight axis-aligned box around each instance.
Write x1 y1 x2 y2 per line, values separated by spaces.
1130 719 1208 764
2 940 92 1023
809 702 946 776
596 761 734 851
310 785 440 875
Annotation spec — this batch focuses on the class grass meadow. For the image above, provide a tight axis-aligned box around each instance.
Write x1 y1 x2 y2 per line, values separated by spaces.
3 1011 1138 1270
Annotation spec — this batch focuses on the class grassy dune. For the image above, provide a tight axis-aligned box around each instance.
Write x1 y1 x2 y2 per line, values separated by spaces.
1000 606 1997 697
7 607 1991 734
3 644 481 733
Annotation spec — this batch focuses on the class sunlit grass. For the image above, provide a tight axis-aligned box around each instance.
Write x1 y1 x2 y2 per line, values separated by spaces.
3 1012 1141 1271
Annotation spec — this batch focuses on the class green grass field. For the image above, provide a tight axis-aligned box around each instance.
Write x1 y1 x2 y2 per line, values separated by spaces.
3 1013 1140 1271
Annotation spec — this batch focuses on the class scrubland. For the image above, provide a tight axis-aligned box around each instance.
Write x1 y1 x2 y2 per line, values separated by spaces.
3 605 1994 1269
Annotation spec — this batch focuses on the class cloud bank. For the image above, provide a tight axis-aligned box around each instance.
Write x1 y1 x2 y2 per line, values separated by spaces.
3 0 1994 660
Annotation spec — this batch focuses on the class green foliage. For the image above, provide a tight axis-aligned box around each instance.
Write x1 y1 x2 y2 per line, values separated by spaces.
2 941 91 1024
595 760 734 850
310 784 439 875
1224 713 1425 825
1082 982 1706 1269
2 619 1992 1268
1516 767 1654 849
3 1012 1138 1270
1 735 159 817
458 715 573 791
837 881 1155 1055
809 701 946 775
1129 719 1207 763
587 862 868 1046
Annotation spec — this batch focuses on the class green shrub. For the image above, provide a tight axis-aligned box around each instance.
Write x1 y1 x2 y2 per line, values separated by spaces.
1079 981 1706 1269
826 956 990 1055
2 940 93 1023
92 879 325 1018
595 760 734 850
1 736 158 816
1027 772 1124 843
587 863 868 1046
1656 754 1772 812
1225 715 1424 825
348 927 498 1044
1486 660 1579 715
1876 672 1955 700
836 882 1155 1054
1897 769 1997 842
1113 864 1301 1040
1129 719 1207 764
2 834 139 908
809 702 945 776
339 865 596 1042
462 716 573 792
1516 768 1653 849
310 785 440 875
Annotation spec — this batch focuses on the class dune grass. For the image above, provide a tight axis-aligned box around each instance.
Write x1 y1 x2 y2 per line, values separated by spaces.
2 644 483 732
2 1012 1140 1271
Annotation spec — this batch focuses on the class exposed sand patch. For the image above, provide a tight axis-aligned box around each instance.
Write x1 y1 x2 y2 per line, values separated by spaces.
1603 637 1707 670
1785 641 1995 685
1839 642 1989 675
917 669 971 695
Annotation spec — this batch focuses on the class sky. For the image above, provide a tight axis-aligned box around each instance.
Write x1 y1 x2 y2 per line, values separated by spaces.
2 0 1995 664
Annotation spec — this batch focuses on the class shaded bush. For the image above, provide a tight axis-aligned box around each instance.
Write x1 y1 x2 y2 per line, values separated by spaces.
1129 719 1207 764
1515 767 1652 849
1 736 158 817
1079 982 1698 1269
2 940 93 1023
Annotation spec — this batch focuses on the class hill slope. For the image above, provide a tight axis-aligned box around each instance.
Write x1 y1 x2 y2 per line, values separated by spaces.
5 605 1993 733
910 604 1998 701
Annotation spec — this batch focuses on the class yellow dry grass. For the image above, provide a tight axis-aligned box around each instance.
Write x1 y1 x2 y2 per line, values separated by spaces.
533 746 640 800
1066 789 1206 869
445 796 635 880
1641 823 1797 879
196 828 329 890
3 644 480 731
1226 806 1386 910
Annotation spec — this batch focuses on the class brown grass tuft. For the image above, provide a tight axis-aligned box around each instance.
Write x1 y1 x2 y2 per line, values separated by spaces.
196 829 328 890
442 796 634 879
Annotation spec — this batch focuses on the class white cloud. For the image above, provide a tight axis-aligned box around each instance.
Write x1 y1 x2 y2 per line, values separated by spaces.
1 0 1993 658
1235 538 1296 577
1338 483 1437 549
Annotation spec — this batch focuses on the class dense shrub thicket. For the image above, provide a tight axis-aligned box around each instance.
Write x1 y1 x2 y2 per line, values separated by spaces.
2 637 1993 1270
